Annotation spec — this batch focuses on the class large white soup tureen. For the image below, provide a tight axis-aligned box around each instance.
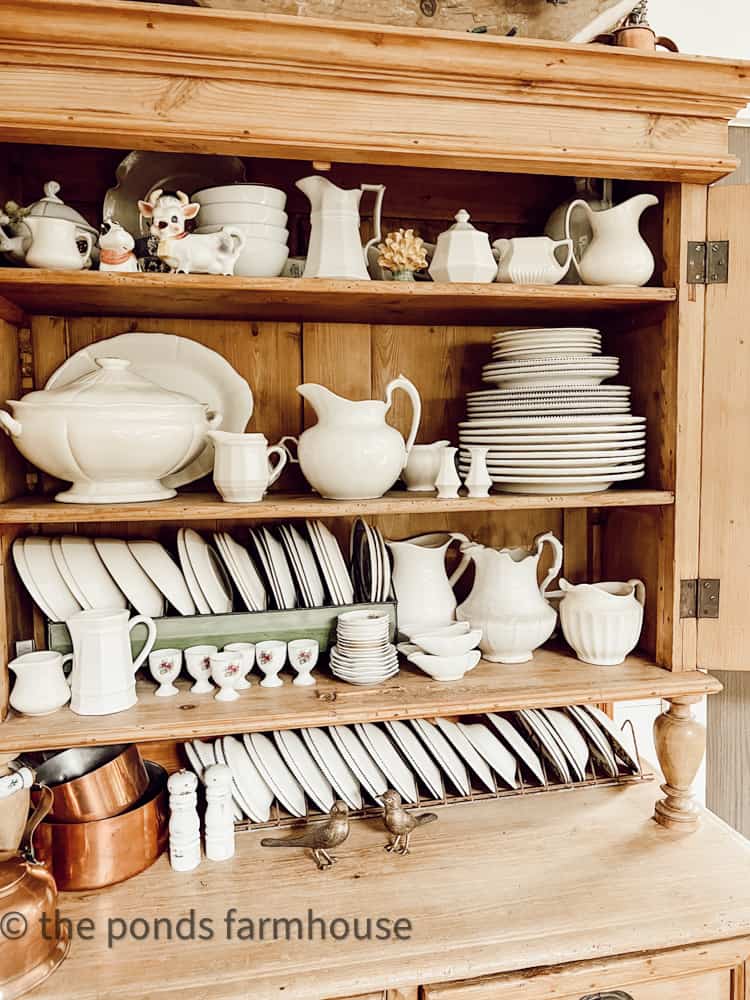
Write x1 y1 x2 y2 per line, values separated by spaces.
0 358 222 503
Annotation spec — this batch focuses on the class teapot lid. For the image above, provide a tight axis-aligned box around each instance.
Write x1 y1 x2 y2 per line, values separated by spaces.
7 181 96 234
19 358 203 409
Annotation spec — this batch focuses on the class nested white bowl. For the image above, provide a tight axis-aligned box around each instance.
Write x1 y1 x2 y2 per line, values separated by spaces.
224 237 289 278
196 202 288 228
400 621 470 641
411 628 483 656
195 222 289 245
192 184 287 210
407 649 481 682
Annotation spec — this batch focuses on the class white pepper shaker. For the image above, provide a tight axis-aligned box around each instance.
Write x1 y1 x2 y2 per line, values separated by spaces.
168 769 201 872
204 763 235 862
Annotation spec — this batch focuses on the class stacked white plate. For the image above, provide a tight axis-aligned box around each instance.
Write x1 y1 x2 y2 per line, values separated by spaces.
482 355 619 388
458 415 647 494
193 184 289 277
350 518 392 604
183 706 640 823
492 327 602 359
330 609 399 686
466 385 631 418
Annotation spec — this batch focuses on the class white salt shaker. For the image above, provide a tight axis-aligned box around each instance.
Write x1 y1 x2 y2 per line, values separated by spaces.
168 769 201 872
435 445 462 499
204 763 235 862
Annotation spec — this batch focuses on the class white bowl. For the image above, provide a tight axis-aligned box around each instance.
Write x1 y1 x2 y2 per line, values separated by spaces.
231 238 289 278
195 222 289 245
407 649 482 682
193 184 287 210
400 621 470 641
196 203 288 228
411 628 483 656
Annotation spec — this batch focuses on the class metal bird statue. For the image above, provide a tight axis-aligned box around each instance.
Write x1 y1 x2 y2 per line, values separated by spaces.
381 789 438 856
260 800 350 870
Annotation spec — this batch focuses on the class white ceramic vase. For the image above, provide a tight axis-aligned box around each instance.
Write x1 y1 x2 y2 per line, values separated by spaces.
559 578 645 666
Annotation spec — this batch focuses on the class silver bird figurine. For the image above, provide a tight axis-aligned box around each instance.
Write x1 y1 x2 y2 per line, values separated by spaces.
260 800 350 870
381 789 437 855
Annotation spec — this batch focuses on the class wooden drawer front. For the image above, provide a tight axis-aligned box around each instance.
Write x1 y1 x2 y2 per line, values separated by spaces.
425 964 735 1000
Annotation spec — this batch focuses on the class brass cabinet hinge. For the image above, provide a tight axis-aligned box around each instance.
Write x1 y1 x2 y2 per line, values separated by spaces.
680 579 720 619
687 241 729 284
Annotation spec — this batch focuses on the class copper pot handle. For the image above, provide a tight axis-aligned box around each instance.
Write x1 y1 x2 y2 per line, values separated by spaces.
21 785 53 863
655 36 679 51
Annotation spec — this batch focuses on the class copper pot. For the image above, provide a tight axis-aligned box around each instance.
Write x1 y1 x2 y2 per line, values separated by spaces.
594 26 679 51
0 786 70 999
35 762 168 891
32 744 148 823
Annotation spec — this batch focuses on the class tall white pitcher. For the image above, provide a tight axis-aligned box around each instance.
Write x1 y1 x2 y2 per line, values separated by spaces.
68 608 157 716
387 532 471 632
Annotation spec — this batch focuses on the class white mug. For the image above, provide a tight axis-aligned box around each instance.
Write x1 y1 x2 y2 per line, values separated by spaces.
209 431 288 502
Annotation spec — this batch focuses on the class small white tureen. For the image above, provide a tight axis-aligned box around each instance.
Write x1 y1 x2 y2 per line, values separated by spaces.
0 358 222 504
428 209 497 284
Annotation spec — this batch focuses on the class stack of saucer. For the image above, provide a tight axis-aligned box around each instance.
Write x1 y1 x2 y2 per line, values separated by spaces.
329 610 399 686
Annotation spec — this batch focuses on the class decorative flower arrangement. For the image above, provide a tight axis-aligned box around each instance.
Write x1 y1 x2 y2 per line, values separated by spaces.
377 228 428 281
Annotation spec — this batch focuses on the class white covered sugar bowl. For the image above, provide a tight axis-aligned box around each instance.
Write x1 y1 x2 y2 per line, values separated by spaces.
428 209 497 284
0 357 222 504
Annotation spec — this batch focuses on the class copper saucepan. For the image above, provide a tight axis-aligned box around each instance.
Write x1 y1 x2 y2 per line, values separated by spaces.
35 762 168 891
33 744 148 822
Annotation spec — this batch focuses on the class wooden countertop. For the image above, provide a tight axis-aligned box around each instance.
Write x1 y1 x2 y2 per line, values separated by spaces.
29 780 750 1000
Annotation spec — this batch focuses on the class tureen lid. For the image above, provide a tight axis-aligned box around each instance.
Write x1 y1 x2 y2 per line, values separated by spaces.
435 209 490 246
7 181 97 234
19 358 204 408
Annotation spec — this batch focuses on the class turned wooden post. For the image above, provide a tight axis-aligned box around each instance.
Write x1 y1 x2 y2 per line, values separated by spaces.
653 696 705 832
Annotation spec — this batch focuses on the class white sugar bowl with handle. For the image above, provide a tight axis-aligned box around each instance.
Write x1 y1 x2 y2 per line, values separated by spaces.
559 578 645 666
296 375 422 499
428 210 497 284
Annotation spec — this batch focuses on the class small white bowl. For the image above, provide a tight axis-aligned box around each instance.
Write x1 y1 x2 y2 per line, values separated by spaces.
197 203 288 228
411 628 483 657
407 649 481 682
193 184 287 210
195 222 289 245
232 238 289 278
400 621 471 641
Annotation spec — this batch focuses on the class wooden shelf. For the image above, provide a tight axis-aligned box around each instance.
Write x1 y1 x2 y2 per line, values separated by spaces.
0 271 677 323
0 652 719 753
0 489 674 525
26 784 750 1000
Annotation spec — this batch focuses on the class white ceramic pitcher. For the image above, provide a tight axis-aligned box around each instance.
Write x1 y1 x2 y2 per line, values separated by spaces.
564 193 658 286
209 431 288 502
68 608 157 716
296 376 421 499
559 577 645 665
456 531 563 663
388 532 472 632
9 650 72 716
493 236 573 285
296 175 385 280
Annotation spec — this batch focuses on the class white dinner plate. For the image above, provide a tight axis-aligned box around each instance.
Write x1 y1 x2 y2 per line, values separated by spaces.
355 723 418 804
461 449 645 460
224 735 274 822
458 433 646 447
516 710 571 783
459 415 645 428
458 722 519 789
468 406 631 416
541 708 589 780
22 537 83 622
434 718 495 793
466 462 645 476
467 386 629 398
46 332 253 489
289 524 326 607
261 528 297 610
491 471 645 494
176 529 211 614
307 520 343 605
410 718 471 795
583 705 641 773
245 732 306 818
59 535 127 611
566 706 619 778
315 521 355 605
183 529 233 614
301 727 363 810
12 538 59 621
487 713 545 785
385 719 444 799
249 528 284 609
187 739 241 821
213 738 258 821
219 532 267 611
128 540 196 616
94 538 165 617
328 725 388 802
273 729 335 813
278 525 313 608
214 532 257 612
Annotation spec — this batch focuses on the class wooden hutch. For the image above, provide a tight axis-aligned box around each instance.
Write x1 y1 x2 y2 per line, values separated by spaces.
0 2 750 997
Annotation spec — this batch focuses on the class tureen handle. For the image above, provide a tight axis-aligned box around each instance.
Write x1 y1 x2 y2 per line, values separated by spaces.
0 410 21 438
384 374 422 455
534 531 564 596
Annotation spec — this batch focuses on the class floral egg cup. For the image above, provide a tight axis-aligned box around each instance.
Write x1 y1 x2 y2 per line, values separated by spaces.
210 652 243 702
149 648 183 697
185 644 217 694
288 639 319 687
255 640 287 688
